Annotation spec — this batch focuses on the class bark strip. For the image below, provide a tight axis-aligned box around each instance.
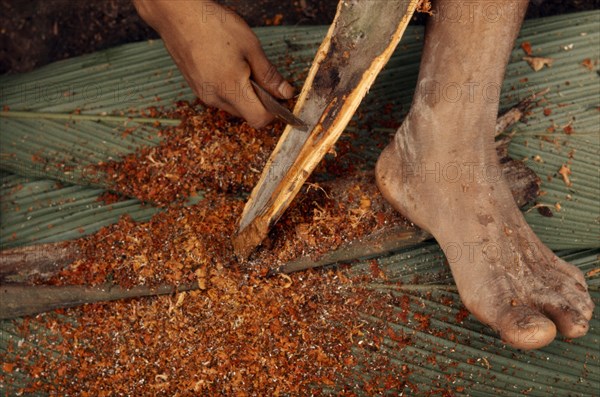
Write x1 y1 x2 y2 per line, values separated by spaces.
233 0 421 259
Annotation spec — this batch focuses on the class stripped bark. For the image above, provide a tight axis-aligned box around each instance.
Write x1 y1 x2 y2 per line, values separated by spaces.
233 0 421 258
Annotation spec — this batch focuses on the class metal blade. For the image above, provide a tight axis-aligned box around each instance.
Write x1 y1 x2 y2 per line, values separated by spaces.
250 80 308 131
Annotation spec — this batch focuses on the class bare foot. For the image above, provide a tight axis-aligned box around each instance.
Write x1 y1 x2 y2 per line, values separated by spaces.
374 0 594 350
375 116 594 349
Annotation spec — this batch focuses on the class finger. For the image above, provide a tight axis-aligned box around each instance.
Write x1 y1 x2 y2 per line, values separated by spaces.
230 79 275 128
246 48 295 99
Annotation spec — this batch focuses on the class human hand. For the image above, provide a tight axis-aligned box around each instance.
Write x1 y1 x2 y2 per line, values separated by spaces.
134 0 295 128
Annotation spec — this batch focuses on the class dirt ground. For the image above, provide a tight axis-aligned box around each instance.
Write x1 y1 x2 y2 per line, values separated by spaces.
0 0 597 75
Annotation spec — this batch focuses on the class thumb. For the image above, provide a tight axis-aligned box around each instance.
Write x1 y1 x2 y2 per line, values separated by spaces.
246 49 295 100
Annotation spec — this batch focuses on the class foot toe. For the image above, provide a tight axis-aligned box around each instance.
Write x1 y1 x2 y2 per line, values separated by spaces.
497 306 556 350
564 290 595 321
553 257 588 287
543 302 591 339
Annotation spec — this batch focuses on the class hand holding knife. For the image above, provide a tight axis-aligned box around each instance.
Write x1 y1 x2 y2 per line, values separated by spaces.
250 80 308 131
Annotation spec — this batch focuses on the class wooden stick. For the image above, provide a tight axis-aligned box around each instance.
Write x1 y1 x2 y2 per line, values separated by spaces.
0 241 79 282
0 110 181 125
273 225 430 275
233 0 421 259
0 282 197 320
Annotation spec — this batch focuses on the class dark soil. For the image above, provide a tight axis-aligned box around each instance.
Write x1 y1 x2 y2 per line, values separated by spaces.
1 0 598 75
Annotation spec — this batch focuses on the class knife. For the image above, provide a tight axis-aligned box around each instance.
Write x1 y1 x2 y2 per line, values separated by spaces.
250 80 308 131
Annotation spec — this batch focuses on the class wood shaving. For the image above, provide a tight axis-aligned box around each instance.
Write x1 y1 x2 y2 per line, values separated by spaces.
558 164 572 187
523 56 553 72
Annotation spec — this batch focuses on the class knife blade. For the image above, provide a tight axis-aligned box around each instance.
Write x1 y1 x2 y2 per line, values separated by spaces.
250 80 308 131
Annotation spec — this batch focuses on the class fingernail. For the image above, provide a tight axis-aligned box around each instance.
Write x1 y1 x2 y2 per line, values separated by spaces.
278 81 295 99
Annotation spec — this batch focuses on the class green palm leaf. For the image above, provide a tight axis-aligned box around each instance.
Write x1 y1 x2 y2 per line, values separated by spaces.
0 11 598 396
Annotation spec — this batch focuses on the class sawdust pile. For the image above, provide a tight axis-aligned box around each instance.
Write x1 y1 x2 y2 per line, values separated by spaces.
1 104 417 395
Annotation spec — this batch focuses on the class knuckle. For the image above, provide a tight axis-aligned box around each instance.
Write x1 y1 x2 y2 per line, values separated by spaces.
261 64 281 86
262 63 279 83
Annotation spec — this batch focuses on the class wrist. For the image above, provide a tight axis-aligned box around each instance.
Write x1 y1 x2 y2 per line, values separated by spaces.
134 0 216 29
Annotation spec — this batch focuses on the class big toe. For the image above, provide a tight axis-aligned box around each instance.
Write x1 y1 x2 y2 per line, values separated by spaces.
497 306 557 350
